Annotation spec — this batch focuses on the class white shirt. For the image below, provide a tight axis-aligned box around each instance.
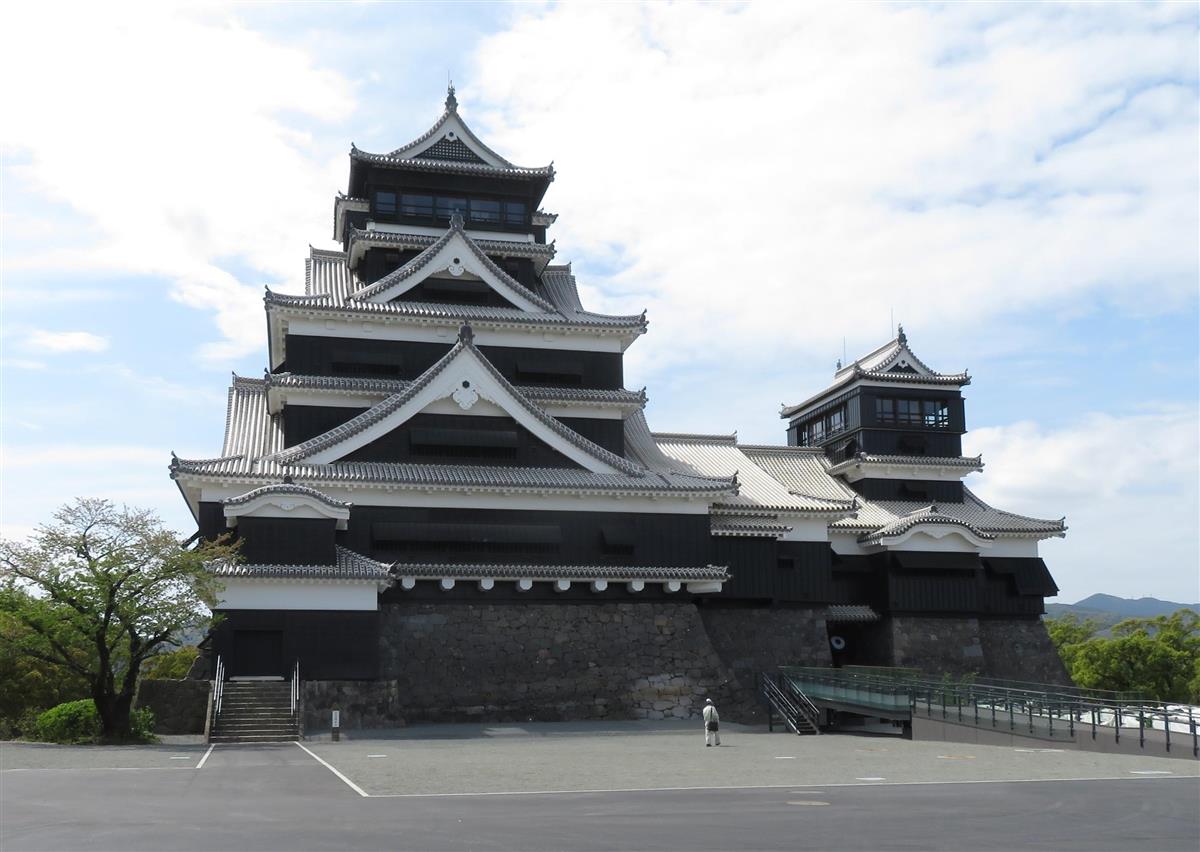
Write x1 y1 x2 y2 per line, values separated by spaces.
702 704 719 724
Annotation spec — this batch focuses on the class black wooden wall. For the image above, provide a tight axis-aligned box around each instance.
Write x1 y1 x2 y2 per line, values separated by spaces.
339 506 713 567
282 336 624 389
210 610 378 680
281 406 626 458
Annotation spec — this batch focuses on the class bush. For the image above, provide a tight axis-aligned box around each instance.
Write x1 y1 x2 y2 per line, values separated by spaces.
32 700 157 744
34 700 100 743
141 646 199 680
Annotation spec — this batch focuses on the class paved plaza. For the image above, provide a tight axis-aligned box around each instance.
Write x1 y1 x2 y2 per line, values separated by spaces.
2 722 1197 851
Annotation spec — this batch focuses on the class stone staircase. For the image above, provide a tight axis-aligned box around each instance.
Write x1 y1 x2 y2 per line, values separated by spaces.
209 681 300 743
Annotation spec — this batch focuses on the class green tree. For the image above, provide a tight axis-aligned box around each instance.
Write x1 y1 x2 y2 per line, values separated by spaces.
141 645 200 680
1047 609 1200 703
0 499 235 741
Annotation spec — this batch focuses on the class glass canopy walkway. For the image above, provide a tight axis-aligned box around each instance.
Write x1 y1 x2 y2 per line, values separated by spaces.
760 666 1198 760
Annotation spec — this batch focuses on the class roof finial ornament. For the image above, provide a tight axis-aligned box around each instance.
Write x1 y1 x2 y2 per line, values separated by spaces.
449 209 465 229
458 322 474 344
897 323 907 345
836 358 842 370
446 79 458 113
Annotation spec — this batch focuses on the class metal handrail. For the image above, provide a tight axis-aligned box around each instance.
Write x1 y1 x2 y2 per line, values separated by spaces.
762 676 807 734
213 656 225 719
290 660 300 716
780 666 1198 756
782 679 824 730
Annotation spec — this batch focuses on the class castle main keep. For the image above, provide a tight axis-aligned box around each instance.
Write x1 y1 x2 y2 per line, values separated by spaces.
171 89 1068 727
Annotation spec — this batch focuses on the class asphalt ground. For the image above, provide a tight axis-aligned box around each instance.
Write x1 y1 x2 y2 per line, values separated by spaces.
2 723 1197 851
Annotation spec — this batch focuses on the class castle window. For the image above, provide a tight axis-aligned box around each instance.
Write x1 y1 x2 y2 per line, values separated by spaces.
797 404 848 446
876 397 948 427
400 193 434 217
435 196 468 219
503 201 527 227
469 199 502 225
374 190 398 216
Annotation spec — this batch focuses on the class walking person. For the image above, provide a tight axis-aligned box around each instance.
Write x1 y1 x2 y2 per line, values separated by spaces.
703 698 721 747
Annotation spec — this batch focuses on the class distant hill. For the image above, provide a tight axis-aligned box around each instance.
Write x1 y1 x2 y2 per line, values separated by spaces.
1045 594 1198 630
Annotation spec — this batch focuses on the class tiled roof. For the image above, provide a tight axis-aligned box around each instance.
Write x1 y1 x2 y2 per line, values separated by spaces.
832 488 1066 539
348 218 557 310
210 546 389 581
347 225 557 265
279 237 646 337
738 445 862 507
351 145 554 180
176 376 731 497
826 604 880 623
390 562 729 583
306 248 354 300
826 453 985 477
653 434 857 516
532 210 558 226
710 517 793 538
222 482 350 509
266 290 646 333
263 372 647 409
221 377 283 459
270 333 646 476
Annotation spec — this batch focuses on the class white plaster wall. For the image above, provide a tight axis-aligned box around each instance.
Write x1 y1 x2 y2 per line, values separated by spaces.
983 539 1041 557
217 579 378 611
887 530 983 552
779 517 831 542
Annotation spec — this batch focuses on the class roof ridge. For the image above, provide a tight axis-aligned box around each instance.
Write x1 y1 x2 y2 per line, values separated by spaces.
653 431 738 445
962 486 1067 529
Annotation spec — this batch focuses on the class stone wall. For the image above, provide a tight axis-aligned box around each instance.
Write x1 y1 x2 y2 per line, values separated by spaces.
300 600 775 730
135 679 210 734
298 605 1069 731
888 615 1069 684
699 605 831 718
978 617 1071 685
889 616 985 676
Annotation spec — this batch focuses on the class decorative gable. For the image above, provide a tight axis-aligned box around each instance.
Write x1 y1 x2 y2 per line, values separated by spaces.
271 327 645 476
388 85 517 169
349 214 557 313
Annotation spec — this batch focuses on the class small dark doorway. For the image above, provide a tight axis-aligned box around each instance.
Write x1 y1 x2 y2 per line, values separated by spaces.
231 630 284 678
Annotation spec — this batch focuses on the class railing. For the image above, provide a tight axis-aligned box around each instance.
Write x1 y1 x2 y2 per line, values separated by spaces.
213 656 225 719
787 680 824 731
781 667 1199 758
290 659 300 716
760 674 819 735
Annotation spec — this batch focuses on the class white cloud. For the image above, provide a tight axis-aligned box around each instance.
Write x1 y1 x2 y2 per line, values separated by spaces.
0 4 355 362
966 406 1200 603
0 443 196 544
468 3 1197 377
23 330 109 353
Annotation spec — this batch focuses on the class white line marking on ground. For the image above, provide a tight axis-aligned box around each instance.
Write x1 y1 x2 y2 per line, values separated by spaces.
774 756 796 760
295 742 369 797
1129 770 1173 775
361 774 1198 799
170 756 190 760
196 744 215 770
367 754 387 758
856 776 886 781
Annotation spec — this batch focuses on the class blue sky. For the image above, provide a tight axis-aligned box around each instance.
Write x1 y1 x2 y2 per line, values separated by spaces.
1 2 1197 603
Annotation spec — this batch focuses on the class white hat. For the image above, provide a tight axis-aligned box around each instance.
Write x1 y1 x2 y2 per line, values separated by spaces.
705 699 713 704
